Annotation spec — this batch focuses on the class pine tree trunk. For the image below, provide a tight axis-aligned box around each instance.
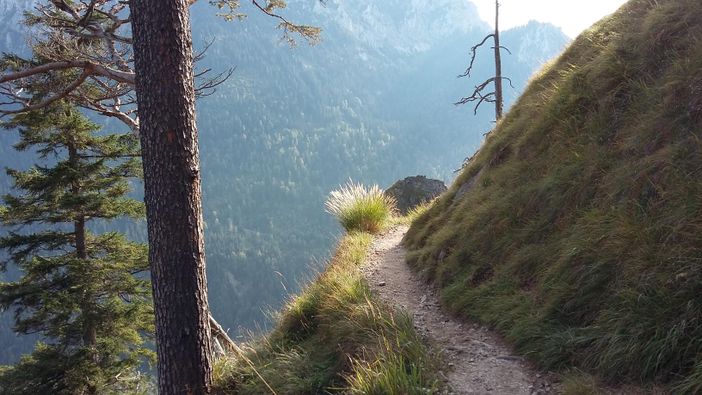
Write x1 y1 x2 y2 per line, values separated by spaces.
129 0 213 393
494 0 503 120
75 217 97 354
69 142 97 395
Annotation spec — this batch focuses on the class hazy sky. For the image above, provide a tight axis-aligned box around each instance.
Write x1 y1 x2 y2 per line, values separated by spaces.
471 0 629 38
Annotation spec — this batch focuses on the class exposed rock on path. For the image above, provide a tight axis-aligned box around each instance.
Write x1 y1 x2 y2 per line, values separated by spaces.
362 226 555 394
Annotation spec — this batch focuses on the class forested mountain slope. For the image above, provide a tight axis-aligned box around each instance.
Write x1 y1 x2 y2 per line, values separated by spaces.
405 0 702 391
0 0 568 362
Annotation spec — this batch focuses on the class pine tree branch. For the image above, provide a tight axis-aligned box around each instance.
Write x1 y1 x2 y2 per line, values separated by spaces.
0 61 135 85
251 0 322 45
0 0 234 132
0 72 89 115
211 0 322 45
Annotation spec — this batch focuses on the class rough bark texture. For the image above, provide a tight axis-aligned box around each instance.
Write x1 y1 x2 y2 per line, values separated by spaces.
494 0 503 120
129 0 213 393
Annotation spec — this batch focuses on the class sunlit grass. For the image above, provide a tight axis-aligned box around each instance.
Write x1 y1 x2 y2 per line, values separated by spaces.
345 336 437 395
213 232 440 394
325 180 396 234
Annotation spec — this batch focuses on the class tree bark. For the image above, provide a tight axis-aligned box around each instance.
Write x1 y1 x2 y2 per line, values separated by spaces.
494 0 503 120
129 0 213 393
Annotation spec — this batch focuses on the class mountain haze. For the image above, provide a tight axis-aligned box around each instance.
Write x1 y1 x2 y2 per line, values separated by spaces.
190 0 568 335
0 0 568 362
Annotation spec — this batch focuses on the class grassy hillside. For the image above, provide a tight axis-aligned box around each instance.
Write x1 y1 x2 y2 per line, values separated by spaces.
213 230 439 394
405 0 702 391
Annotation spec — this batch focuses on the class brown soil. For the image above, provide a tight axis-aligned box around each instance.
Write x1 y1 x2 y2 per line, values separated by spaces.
362 225 557 395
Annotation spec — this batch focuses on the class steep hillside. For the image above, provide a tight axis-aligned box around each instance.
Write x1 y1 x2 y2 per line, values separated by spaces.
405 0 702 391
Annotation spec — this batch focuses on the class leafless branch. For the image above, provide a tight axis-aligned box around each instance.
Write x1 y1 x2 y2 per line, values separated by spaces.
92 104 139 131
193 39 215 64
458 33 494 79
195 68 235 98
455 81 496 114
209 314 237 352
492 45 512 55
454 76 514 114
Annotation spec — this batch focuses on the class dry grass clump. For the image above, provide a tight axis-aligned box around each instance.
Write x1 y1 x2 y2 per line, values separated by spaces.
325 180 396 234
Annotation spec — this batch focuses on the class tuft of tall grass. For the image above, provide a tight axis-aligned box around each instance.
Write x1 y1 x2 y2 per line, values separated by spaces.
325 180 396 234
345 336 438 395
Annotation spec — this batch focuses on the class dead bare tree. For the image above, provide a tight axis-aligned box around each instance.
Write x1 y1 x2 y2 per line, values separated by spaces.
455 0 513 121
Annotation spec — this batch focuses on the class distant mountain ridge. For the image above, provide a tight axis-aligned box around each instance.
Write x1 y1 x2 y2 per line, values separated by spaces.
305 0 487 53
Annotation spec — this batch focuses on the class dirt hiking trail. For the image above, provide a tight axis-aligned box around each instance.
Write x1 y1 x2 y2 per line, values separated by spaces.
362 225 556 395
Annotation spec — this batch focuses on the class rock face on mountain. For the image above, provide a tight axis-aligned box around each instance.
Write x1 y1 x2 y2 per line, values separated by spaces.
0 0 32 51
385 176 446 214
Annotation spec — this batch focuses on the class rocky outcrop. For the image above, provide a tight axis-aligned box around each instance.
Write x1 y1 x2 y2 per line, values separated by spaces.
385 175 446 214
453 167 484 203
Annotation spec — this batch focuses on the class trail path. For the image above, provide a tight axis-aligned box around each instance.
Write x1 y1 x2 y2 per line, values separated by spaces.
362 225 555 395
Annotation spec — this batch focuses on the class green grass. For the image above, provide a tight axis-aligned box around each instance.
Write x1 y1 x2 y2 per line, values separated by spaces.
213 232 440 394
405 0 702 391
390 199 436 227
325 180 396 234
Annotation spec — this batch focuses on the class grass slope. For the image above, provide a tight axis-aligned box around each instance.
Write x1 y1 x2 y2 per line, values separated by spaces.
213 231 439 394
405 0 702 391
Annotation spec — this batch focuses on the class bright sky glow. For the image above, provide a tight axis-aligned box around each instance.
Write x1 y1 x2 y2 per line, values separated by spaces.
472 0 629 38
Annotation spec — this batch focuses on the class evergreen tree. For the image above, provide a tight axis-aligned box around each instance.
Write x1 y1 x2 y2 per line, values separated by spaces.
0 103 154 394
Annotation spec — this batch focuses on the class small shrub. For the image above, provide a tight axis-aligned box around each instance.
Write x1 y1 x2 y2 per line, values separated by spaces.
325 181 396 234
